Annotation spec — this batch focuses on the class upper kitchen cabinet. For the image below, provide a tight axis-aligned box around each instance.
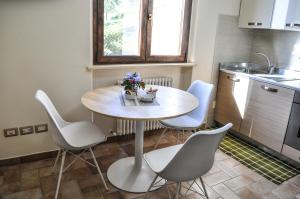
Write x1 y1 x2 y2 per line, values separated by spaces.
285 0 300 31
239 0 300 31
239 0 275 29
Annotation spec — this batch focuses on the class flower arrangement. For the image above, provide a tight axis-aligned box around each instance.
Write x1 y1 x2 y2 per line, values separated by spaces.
121 72 145 95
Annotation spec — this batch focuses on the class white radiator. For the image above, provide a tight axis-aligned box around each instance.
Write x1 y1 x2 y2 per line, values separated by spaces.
116 77 173 135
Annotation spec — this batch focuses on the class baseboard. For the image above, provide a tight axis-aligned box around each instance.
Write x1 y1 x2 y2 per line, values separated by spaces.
0 129 162 166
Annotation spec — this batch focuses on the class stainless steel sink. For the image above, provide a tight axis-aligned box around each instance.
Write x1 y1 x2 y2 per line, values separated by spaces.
220 62 271 74
254 74 300 82
220 62 300 82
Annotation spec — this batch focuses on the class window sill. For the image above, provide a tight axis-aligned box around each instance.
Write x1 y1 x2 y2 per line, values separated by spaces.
86 62 196 71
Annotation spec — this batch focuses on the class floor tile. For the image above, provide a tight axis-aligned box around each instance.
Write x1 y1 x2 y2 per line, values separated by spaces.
21 159 53 171
260 192 281 199
0 175 4 186
273 182 300 199
216 161 239 178
97 153 128 173
39 166 55 178
289 174 300 188
20 169 40 190
2 188 42 199
248 178 277 195
233 164 263 182
3 165 21 184
208 164 221 175
102 191 123 199
0 182 21 195
212 183 241 199
63 167 92 182
61 180 84 199
214 151 230 161
202 171 231 186
224 176 254 191
235 187 261 199
93 143 126 158
40 175 58 196
221 158 241 168
81 186 104 199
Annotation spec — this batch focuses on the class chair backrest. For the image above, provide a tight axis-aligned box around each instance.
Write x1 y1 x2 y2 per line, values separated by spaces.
159 123 233 182
187 80 214 125
35 90 70 148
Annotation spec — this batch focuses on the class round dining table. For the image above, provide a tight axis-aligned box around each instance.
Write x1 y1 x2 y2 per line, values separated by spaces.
81 85 198 193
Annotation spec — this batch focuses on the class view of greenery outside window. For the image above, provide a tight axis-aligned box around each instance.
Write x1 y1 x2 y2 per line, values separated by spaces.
104 0 123 55
94 0 192 64
104 0 141 56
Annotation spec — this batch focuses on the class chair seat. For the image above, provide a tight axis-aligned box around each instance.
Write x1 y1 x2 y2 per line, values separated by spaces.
60 121 106 149
144 144 183 173
160 115 201 130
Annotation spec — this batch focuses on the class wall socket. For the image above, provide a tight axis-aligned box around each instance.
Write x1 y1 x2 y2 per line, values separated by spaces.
3 128 19 137
35 124 48 133
19 126 34 135
3 123 48 138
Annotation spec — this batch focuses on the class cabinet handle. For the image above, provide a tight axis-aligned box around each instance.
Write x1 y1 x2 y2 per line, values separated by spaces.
261 85 278 93
227 76 240 82
248 22 262 26
286 23 300 27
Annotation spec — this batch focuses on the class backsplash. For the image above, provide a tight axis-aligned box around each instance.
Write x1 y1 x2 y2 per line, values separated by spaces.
251 30 300 70
213 15 300 71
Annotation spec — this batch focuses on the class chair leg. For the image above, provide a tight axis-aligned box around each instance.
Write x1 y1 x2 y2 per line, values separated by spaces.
89 147 108 191
175 182 180 199
144 174 158 199
52 149 61 173
55 150 66 199
200 177 209 199
154 128 168 149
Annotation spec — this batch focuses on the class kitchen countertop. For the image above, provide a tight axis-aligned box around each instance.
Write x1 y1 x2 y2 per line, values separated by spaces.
220 68 300 92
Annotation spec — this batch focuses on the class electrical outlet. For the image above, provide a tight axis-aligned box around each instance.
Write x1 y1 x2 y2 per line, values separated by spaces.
19 126 34 135
35 124 48 133
3 128 19 137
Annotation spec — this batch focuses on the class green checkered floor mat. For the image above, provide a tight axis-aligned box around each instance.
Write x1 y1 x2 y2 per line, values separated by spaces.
219 133 300 184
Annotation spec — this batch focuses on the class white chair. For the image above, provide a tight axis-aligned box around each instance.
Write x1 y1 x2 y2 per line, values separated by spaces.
144 123 233 199
154 80 214 148
35 90 108 199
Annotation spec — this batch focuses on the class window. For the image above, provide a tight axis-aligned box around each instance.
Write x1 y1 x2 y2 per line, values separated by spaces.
93 0 192 64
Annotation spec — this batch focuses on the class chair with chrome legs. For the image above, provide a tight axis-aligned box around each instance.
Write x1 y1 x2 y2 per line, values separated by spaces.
144 123 232 199
154 80 214 149
35 90 108 199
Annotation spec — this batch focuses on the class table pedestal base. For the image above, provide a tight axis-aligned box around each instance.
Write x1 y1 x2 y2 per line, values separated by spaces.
107 157 164 193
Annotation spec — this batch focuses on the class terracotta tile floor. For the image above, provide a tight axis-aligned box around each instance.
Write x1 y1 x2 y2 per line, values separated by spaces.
1 130 300 199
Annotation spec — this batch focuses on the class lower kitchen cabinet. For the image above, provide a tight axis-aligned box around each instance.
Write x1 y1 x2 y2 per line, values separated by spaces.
240 80 294 152
215 71 251 132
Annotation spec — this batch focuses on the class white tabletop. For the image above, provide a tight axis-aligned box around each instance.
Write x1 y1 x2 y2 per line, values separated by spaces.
81 85 199 120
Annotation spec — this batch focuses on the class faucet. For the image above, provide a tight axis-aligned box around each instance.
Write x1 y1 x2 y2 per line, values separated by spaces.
255 52 275 74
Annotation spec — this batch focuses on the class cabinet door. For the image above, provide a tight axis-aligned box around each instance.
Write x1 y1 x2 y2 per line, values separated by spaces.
285 0 300 31
239 0 275 29
215 72 250 132
240 81 294 152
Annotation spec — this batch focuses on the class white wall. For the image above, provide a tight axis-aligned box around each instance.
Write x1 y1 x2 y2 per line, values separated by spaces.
189 0 241 83
0 0 92 159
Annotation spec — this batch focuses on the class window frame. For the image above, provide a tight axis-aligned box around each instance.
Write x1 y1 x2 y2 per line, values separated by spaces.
93 0 193 64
